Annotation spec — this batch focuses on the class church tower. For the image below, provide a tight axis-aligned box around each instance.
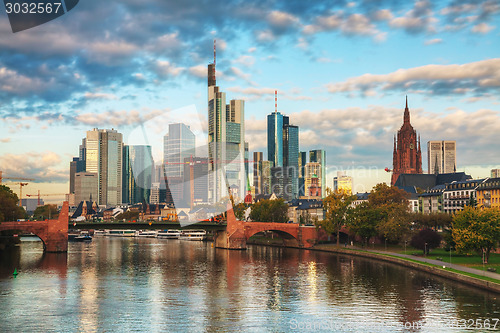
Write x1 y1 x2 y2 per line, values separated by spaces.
391 97 422 185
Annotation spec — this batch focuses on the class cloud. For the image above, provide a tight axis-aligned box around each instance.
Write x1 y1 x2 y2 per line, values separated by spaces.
0 137 11 143
233 55 255 67
0 151 66 182
424 38 443 45
188 65 207 79
389 0 437 34
326 58 500 97
84 92 119 100
154 60 184 77
471 22 495 33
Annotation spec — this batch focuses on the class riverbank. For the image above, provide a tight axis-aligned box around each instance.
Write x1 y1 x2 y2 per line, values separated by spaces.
310 244 500 294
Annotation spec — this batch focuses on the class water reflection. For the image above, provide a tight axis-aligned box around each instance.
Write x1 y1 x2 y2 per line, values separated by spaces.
0 237 498 332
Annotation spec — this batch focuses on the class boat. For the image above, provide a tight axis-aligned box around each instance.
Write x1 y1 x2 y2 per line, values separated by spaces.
93 230 107 236
71 230 92 242
179 229 206 241
157 229 181 239
107 229 136 237
135 230 158 238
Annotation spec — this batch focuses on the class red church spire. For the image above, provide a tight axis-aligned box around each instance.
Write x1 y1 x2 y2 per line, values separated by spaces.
404 95 410 125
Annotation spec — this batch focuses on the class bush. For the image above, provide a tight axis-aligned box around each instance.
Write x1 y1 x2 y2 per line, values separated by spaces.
410 228 442 255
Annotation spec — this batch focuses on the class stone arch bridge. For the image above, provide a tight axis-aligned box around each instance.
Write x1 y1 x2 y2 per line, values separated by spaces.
0 202 69 252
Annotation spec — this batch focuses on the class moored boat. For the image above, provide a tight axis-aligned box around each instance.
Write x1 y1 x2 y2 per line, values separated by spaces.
107 229 136 237
157 229 181 239
136 230 158 238
179 229 206 241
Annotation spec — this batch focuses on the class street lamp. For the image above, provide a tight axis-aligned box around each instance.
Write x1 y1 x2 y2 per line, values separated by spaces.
425 242 428 257
404 240 407 255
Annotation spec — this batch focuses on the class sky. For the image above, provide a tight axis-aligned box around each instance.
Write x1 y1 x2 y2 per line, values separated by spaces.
0 0 499 202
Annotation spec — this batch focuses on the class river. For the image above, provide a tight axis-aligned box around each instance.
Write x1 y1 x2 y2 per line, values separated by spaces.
0 236 499 332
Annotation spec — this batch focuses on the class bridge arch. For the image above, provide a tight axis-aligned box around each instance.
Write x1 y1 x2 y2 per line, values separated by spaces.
0 226 46 250
246 228 300 247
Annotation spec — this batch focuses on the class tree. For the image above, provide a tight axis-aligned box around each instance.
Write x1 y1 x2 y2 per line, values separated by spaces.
348 202 381 246
33 204 59 220
410 228 442 254
0 185 26 222
467 193 477 208
413 212 452 230
233 202 250 220
249 198 288 223
369 183 411 243
452 206 500 264
319 188 357 247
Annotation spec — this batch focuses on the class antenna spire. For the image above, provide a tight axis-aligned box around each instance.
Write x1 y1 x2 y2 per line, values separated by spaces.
275 90 277 113
214 39 216 66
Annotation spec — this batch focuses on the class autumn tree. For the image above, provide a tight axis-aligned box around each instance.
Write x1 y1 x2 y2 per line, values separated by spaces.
452 206 500 264
233 202 250 220
0 185 26 222
249 198 288 223
319 189 357 247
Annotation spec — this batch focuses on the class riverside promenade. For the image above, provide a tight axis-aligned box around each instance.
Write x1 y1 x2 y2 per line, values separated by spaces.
312 244 500 293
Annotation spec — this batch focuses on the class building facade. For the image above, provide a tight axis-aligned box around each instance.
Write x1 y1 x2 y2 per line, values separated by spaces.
428 140 456 174
333 171 353 194
391 97 422 185
74 172 99 205
129 145 153 205
309 150 326 198
491 169 500 178
477 178 500 209
443 179 485 214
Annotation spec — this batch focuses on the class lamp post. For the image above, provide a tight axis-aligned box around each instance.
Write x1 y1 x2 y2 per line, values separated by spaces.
404 240 407 255
425 242 428 257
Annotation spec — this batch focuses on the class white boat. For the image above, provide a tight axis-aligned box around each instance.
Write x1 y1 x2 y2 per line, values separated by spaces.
93 230 107 236
157 229 181 239
179 229 206 241
136 230 158 238
107 229 136 237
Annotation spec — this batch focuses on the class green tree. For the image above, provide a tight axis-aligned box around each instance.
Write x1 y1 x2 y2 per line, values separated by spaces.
452 206 500 264
319 189 357 247
33 204 59 220
348 202 381 246
467 193 477 208
369 183 411 243
0 185 26 222
249 198 288 223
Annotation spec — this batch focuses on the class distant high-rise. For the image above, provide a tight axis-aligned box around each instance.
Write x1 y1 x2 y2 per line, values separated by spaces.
309 149 326 198
253 152 264 195
333 171 353 195
298 151 307 196
492 169 500 178
129 145 153 204
85 128 123 206
428 140 456 174
164 123 195 205
74 172 98 205
267 112 285 167
267 92 299 200
183 156 209 206
392 97 422 185
208 55 246 202
304 162 322 198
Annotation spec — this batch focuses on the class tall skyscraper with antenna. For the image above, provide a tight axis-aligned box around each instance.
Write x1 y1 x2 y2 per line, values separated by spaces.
207 40 246 202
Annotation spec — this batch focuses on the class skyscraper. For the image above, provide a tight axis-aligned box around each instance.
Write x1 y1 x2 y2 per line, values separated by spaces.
391 97 422 185
164 123 195 205
207 58 246 202
267 112 284 167
283 124 299 200
309 149 326 198
129 145 153 204
253 152 263 195
427 140 456 174
85 128 123 206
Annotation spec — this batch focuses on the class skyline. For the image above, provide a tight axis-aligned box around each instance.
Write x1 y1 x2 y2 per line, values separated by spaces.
0 0 499 201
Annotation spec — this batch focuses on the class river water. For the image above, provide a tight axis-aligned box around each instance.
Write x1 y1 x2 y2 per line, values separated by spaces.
0 237 499 332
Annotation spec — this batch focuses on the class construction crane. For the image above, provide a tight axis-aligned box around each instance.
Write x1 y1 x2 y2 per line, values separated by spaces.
0 171 34 184
26 191 68 206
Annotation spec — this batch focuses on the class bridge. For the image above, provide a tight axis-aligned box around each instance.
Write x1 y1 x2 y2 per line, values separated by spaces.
0 202 69 252
214 205 320 249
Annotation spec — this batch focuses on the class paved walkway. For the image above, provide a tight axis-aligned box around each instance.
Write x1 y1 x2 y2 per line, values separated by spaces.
320 245 500 280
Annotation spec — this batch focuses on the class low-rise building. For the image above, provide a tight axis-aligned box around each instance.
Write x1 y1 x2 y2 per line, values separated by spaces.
477 178 500 209
288 199 323 224
418 185 445 214
443 179 486 214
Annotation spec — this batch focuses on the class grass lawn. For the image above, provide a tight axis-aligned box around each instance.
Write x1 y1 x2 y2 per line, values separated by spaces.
352 242 500 272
